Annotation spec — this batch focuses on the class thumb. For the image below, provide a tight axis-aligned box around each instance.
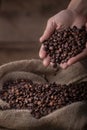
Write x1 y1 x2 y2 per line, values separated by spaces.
40 19 56 42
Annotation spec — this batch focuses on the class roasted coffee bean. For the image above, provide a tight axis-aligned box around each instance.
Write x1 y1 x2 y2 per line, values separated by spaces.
43 26 87 67
0 79 87 119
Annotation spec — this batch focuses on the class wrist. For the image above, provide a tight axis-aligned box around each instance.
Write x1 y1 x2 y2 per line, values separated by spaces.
67 0 87 18
66 9 78 20
68 8 87 18
65 8 87 29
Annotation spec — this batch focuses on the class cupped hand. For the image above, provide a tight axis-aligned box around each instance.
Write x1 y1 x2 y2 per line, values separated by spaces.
60 43 87 69
60 21 87 69
39 9 87 68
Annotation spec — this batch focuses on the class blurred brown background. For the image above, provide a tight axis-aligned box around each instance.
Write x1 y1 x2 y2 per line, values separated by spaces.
0 0 70 65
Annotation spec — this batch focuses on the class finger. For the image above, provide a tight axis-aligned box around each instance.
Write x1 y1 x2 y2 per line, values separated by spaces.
39 45 47 59
67 49 87 66
60 62 68 69
43 55 51 67
40 19 56 43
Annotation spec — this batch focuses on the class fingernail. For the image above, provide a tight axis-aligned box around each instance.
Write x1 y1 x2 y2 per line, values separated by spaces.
60 63 68 69
43 60 49 67
67 59 73 66
39 51 46 59
39 37 43 43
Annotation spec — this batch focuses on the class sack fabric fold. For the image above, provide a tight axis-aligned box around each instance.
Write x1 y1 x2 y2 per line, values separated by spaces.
0 59 87 130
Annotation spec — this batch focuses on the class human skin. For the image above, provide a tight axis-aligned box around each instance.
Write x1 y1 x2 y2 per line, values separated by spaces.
39 0 87 69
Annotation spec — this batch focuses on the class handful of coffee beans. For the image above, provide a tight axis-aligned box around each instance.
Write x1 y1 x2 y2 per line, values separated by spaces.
43 26 87 67
0 79 87 119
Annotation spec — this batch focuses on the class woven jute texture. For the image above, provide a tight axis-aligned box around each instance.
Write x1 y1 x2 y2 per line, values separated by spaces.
0 59 87 130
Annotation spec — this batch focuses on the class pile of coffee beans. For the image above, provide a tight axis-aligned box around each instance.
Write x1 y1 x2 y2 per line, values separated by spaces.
0 79 87 119
43 26 87 67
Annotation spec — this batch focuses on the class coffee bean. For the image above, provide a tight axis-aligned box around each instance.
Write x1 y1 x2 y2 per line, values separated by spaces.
42 26 87 68
0 79 87 119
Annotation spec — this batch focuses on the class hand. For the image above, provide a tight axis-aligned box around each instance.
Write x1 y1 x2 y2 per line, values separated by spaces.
61 22 87 69
60 43 87 69
39 9 87 68
60 21 87 69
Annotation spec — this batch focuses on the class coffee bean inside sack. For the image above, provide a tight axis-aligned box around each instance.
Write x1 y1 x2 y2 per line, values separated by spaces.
0 79 87 119
43 26 87 67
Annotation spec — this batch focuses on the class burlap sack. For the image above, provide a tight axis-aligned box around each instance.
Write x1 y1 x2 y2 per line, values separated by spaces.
0 59 87 130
